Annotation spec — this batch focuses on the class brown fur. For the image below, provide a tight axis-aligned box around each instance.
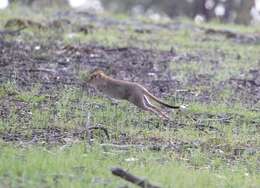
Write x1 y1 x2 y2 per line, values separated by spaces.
86 69 181 119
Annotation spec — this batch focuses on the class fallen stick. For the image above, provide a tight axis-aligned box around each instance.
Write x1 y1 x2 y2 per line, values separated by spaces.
111 167 161 188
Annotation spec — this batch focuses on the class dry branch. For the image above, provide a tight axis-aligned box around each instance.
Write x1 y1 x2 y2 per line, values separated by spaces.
111 167 161 188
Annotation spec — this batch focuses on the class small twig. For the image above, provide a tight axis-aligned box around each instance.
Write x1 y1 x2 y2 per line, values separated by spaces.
195 123 221 133
101 144 146 151
179 112 196 123
111 167 161 188
88 125 110 140
85 112 92 145
197 117 231 123
83 115 110 146
25 68 57 74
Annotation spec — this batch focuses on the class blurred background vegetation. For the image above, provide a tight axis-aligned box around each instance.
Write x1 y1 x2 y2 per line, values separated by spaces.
2 0 260 25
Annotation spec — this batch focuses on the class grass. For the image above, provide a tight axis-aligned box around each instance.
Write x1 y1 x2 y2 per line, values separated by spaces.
0 5 259 188
0 82 258 187
0 144 259 188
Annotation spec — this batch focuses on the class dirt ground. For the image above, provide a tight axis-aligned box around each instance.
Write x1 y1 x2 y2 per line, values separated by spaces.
0 10 259 152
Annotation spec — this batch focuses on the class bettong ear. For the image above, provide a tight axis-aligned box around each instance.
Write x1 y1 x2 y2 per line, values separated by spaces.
95 73 102 78
87 69 104 81
90 68 103 74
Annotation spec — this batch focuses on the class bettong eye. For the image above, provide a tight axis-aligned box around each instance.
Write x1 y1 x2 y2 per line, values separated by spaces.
89 75 95 79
